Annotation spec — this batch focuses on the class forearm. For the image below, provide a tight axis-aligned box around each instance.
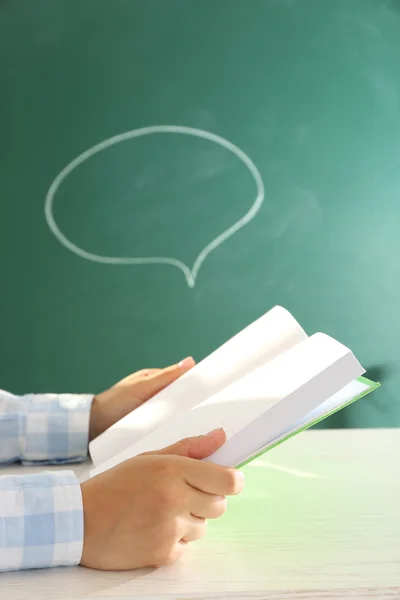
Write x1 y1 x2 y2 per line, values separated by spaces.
0 389 93 465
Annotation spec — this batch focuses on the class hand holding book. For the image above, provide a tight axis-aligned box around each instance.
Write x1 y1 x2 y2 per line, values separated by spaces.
89 306 379 476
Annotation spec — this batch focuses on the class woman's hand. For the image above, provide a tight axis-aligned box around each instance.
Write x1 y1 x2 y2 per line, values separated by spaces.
80 428 244 571
89 357 195 441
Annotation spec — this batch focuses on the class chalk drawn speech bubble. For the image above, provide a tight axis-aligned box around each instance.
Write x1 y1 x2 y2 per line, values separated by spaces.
44 125 265 287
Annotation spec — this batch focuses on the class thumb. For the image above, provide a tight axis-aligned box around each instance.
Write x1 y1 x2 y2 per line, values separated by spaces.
143 357 195 396
148 428 227 460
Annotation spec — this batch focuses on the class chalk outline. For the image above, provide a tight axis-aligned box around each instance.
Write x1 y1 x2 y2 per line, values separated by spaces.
44 125 265 287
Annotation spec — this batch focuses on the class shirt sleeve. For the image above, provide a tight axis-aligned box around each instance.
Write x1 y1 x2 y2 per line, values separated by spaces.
0 470 84 571
0 389 93 465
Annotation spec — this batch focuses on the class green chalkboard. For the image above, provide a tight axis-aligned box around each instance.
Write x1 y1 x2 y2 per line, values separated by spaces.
1 0 399 428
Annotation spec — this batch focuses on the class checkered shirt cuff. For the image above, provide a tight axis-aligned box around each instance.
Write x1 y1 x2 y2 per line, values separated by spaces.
0 391 93 465
0 470 83 571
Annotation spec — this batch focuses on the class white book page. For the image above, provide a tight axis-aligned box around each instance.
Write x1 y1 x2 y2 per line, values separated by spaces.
90 333 362 477
254 378 370 454
89 305 307 466
205 345 364 468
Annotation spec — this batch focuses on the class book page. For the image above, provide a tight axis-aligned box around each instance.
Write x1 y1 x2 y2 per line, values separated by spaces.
249 378 374 458
89 305 307 466
90 332 363 476
204 337 364 468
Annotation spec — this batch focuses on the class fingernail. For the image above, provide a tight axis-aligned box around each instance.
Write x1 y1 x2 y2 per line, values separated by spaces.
234 469 245 492
205 427 224 437
236 470 245 484
179 356 194 369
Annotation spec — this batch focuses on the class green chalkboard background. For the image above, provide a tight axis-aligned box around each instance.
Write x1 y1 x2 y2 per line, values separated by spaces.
1 0 400 428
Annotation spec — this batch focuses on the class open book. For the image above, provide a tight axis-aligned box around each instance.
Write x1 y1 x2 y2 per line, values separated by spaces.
89 306 379 476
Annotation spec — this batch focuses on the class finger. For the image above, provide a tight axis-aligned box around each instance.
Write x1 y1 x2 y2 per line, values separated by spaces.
117 369 162 388
181 514 207 543
132 369 162 379
146 429 243 495
141 357 196 397
155 428 227 460
189 489 227 519
183 459 245 497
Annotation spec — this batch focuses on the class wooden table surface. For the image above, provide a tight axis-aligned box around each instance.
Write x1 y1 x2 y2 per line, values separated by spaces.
2 429 400 600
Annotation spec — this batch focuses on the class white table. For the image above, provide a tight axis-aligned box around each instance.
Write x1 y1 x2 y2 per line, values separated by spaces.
2 429 400 600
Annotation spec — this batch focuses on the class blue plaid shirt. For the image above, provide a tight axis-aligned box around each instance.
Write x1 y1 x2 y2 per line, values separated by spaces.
0 389 93 571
